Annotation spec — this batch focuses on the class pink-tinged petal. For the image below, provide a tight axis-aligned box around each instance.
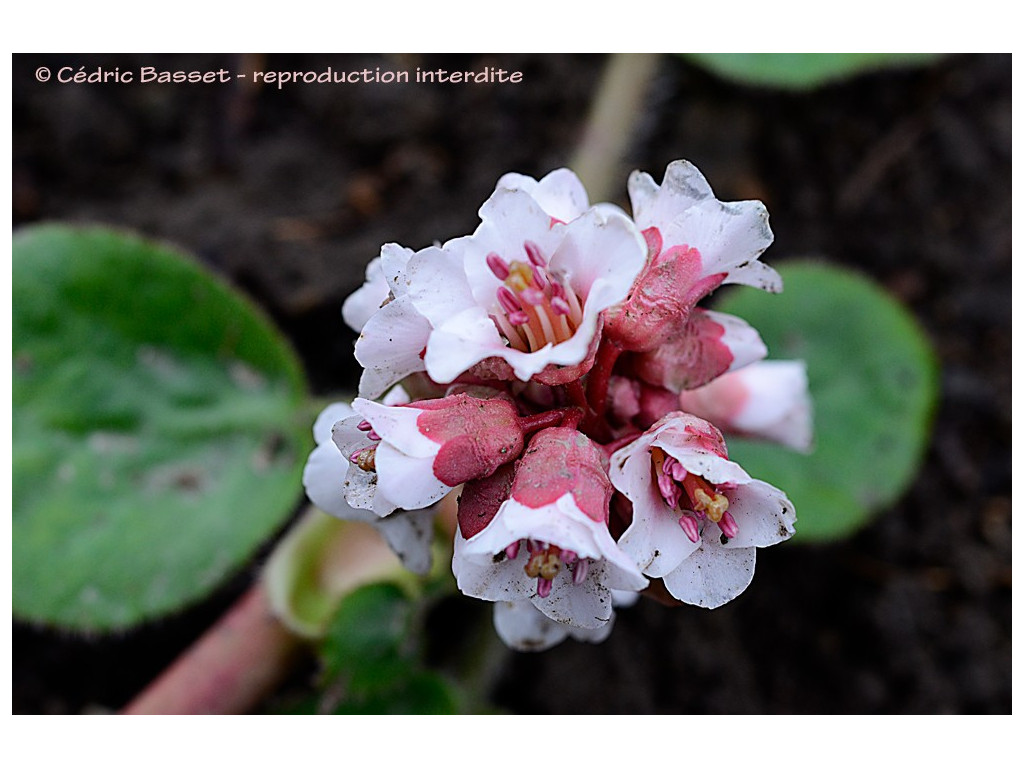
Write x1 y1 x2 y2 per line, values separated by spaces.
610 430 700 578
550 206 647 307
661 543 757 609
495 168 590 224
352 398 437 458
354 295 431 399
629 160 780 294
374 441 453 511
654 434 751 487
631 309 767 393
679 361 813 452
473 189 565 283
659 199 778 291
719 480 796 550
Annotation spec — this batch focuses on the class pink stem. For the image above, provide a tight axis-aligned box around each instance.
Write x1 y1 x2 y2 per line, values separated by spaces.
121 582 302 715
586 339 622 418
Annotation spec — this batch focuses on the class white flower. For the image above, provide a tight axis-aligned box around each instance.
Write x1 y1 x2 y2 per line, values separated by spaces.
677 360 813 452
610 413 796 608
302 402 435 574
492 599 615 652
405 180 647 385
627 159 782 294
350 243 433 399
453 427 647 629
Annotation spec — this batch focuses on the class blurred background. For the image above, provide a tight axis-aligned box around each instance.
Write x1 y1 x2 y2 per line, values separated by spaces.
12 53 1010 713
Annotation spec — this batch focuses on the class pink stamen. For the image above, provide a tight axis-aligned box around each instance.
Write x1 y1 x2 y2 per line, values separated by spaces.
572 559 589 585
551 296 571 316
497 285 523 313
508 310 530 325
658 472 680 508
537 577 553 598
560 549 578 564
549 281 565 300
356 420 372 431
486 252 510 280
530 264 548 290
524 240 546 268
505 541 521 560
679 515 701 543
670 461 688 482
719 510 739 539
366 429 381 441
662 455 678 476
348 449 363 464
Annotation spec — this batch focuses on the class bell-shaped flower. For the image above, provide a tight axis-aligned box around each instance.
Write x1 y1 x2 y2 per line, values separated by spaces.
406 183 647 386
677 360 813 452
454 426 648 630
333 392 526 517
606 160 781 352
610 413 796 609
302 401 436 574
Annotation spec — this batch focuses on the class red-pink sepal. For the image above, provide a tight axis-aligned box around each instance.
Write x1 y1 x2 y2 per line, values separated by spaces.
605 232 726 353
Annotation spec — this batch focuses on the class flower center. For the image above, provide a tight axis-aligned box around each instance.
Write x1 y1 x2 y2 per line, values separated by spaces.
348 419 381 472
508 539 590 598
486 243 584 353
651 448 738 543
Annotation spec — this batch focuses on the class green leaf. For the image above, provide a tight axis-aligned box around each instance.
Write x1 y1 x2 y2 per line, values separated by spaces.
13 224 311 631
683 53 943 90
315 583 461 714
714 261 938 541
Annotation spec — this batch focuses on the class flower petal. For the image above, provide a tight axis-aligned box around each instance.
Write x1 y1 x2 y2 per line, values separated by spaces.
720 479 796 550
661 543 756 608
374 441 453 510
342 257 388 332
355 295 431 399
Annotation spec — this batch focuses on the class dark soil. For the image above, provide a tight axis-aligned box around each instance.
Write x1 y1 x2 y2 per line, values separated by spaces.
12 53 1010 714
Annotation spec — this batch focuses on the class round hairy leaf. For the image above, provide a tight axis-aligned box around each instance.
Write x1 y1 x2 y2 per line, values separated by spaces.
683 53 942 90
715 261 938 541
13 224 311 630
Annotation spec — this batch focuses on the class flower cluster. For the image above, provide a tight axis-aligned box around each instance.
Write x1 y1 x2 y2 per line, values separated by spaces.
305 161 809 651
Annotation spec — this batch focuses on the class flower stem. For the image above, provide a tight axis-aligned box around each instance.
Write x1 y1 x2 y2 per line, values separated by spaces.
586 338 622 418
121 581 303 714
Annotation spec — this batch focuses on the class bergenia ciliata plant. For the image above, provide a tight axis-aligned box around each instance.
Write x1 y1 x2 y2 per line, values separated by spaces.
304 160 810 651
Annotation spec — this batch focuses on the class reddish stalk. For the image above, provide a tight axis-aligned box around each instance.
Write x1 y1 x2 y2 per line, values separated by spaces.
586 338 622 418
121 582 303 715
518 408 576 434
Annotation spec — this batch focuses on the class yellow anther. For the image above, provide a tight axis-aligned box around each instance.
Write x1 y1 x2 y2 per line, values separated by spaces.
505 261 534 293
356 446 377 473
